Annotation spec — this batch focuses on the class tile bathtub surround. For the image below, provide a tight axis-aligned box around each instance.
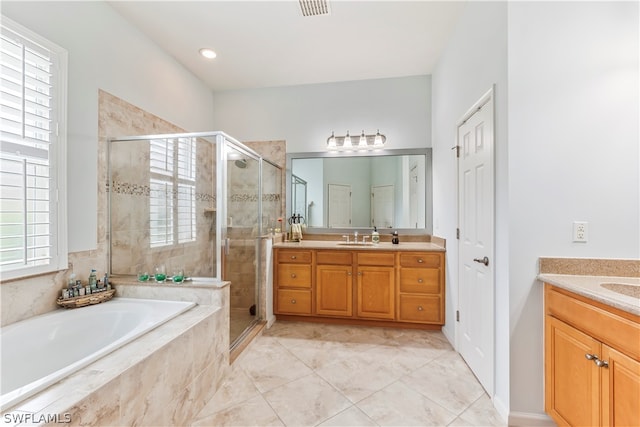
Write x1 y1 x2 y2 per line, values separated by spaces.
191 322 505 427
2 303 229 426
539 257 640 277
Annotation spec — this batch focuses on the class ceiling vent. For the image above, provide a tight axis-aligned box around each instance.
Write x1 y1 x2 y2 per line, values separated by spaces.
299 0 330 17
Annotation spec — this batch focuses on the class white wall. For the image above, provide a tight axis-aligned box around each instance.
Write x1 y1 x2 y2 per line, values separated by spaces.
507 0 639 418
211 76 431 153
431 0 509 416
3 1 215 252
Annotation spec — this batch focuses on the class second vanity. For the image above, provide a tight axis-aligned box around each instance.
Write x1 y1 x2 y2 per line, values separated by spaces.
272 239 446 329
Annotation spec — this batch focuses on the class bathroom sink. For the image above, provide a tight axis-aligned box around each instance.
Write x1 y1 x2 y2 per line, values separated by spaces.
600 283 640 299
337 242 375 247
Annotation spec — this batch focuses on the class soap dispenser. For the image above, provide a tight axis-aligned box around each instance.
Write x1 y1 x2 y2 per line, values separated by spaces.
391 231 399 244
372 227 380 244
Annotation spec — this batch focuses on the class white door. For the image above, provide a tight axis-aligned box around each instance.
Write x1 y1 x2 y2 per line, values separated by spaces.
371 185 394 228
457 89 495 395
328 184 351 227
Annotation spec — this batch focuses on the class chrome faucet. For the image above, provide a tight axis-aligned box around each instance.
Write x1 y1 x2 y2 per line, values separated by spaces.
353 231 359 243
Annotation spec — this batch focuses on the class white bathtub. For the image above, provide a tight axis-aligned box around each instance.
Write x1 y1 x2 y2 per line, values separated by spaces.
0 297 195 410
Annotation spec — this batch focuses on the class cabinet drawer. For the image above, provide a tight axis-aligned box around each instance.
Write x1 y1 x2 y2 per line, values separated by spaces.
545 285 640 360
399 268 440 294
357 252 395 266
277 289 312 315
277 250 312 264
398 294 442 323
317 251 352 265
277 264 311 288
399 253 441 268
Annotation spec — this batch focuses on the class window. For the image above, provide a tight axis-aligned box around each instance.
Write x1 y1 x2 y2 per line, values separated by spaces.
0 17 68 280
149 137 196 248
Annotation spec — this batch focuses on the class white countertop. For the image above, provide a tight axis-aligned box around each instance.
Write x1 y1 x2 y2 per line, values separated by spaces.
538 273 640 316
273 240 446 252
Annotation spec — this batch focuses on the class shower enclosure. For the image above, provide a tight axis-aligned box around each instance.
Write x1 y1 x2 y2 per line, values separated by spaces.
108 131 282 347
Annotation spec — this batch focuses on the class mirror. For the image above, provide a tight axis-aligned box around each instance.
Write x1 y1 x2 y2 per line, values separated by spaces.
286 149 432 233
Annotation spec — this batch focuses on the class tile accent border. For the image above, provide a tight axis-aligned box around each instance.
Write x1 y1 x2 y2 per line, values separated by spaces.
539 257 640 277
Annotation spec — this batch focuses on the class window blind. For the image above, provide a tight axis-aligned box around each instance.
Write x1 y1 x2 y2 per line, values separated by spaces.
0 18 66 277
149 137 196 248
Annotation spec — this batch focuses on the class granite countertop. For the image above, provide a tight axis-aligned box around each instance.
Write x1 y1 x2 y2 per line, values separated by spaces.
538 273 640 316
273 240 446 252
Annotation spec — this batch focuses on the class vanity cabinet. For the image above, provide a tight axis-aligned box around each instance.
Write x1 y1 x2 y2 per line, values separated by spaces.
275 249 312 315
316 251 353 317
544 284 640 427
397 252 444 324
356 252 395 320
274 246 445 328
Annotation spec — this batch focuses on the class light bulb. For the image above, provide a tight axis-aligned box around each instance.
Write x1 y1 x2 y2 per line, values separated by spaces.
343 131 352 148
199 48 217 59
359 130 367 147
374 130 384 147
327 131 337 149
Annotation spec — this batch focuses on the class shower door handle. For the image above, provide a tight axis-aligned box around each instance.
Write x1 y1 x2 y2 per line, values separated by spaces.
224 238 230 255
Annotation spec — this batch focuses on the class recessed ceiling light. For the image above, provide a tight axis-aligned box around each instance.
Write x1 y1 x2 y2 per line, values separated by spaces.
199 48 217 59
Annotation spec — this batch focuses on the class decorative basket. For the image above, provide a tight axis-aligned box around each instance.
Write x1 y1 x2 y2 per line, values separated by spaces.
56 289 116 309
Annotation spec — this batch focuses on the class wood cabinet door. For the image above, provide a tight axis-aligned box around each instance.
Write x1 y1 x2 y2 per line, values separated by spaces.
545 315 601 427
601 345 640 427
316 265 353 317
356 266 395 320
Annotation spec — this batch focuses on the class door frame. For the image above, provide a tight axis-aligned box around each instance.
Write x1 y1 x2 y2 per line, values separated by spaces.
455 86 496 394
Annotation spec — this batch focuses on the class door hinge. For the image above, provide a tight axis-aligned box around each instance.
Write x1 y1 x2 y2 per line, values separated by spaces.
456 310 460 322
456 228 460 239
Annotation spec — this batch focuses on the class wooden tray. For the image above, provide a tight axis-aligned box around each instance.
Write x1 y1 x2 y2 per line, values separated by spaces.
56 289 115 309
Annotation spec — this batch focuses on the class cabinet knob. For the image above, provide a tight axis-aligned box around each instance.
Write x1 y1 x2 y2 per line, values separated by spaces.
291 299 296 304
418 258 424 263
291 255 297 259
417 306 424 311
358 272 362 276
585 353 598 361
418 278 423 283
291 273 296 278
595 359 609 368
347 272 352 276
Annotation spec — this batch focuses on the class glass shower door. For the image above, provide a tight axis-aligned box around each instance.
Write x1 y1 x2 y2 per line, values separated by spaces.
223 143 261 346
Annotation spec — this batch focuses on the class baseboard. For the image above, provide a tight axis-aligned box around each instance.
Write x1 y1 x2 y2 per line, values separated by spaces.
441 324 455 349
508 411 554 426
492 395 509 423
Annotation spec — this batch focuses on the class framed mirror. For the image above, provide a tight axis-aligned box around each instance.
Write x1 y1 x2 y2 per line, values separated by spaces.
286 148 432 234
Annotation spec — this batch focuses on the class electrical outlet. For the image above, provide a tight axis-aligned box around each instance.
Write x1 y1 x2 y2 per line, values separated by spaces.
573 221 588 243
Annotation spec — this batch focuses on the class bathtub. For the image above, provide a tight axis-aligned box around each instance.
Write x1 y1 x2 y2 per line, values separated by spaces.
0 297 195 410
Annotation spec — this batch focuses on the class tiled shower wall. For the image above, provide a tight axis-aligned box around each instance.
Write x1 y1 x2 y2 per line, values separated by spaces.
109 137 216 277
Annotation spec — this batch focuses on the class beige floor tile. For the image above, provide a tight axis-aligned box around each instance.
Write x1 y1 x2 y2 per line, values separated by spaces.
191 395 283 427
458 393 507 426
238 337 313 393
400 352 486 415
315 354 409 403
357 381 457 426
318 405 378 427
263 373 352 426
190 321 504 427
284 338 381 370
194 363 260 418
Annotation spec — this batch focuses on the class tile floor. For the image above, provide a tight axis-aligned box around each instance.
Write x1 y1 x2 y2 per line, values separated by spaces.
192 321 506 427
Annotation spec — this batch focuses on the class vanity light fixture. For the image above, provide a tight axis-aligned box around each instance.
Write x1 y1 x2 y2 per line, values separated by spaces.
199 48 217 59
343 131 352 148
326 130 386 151
359 130 367 148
